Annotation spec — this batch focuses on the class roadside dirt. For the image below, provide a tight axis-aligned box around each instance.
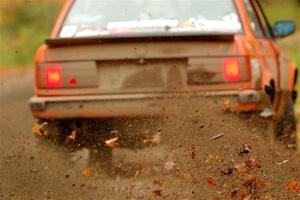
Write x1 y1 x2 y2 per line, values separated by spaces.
0 69 299 200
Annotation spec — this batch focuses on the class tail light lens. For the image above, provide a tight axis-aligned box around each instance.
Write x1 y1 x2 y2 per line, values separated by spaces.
46 65 63 88
223 58 241 82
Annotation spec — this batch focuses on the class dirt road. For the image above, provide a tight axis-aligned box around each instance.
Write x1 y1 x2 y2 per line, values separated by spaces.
0 69 299 200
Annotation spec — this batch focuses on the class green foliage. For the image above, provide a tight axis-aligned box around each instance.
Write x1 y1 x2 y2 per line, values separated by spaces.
0 0 63 67
261 0 300 28
0 0 299 68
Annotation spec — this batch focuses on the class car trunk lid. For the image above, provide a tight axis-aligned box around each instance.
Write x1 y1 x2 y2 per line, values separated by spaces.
36 35 251 96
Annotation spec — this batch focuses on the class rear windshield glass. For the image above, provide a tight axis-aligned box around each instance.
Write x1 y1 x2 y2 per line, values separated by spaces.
59 0 242 38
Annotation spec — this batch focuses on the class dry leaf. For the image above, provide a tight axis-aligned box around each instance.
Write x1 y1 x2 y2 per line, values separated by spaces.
105 137 119 149
206 175 218 189
221 167 233 176
32 123 43 136
189 145 197 160
209 133 224 141
264 180 273 190
244 159 253 167
153 179 163 187
238 189 250 200
152 189 162 197
278 160 289 165
287 179 300 193
32 122 49 137
221 98 230 111
143 132 161 145
43 130 49 137
255 159 262 168
230 188 239 198
243 175 257 186
243 175 261 195
234 162 247 173
204 154 215 163
82 167 92 177
67 130 76 143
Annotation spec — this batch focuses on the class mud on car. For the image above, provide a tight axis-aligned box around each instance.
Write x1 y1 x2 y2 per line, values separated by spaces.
29 0 298 150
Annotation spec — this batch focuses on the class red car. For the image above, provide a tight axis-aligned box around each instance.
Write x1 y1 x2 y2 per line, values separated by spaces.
29 0 297 146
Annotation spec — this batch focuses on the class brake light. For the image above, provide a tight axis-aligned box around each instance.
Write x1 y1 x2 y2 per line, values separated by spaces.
223 58 241 82
46 65 62 88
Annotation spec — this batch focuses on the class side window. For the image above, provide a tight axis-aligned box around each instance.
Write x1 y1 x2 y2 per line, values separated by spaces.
251 0 272 38
243 0 264 38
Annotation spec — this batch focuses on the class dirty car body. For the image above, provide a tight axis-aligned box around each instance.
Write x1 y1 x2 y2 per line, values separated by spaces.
29 0 297 120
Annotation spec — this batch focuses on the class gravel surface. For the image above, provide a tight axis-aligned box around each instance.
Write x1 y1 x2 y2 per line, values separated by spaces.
0 69 299 200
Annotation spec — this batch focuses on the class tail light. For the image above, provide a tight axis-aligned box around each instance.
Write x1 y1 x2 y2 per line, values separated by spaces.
223 58 241 82
46 65 63 88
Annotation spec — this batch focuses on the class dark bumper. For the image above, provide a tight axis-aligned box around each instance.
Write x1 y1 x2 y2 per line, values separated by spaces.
29 90 268 119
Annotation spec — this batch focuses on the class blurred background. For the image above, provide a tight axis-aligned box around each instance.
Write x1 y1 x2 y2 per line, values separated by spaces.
0 0 64 67
0 0 299 67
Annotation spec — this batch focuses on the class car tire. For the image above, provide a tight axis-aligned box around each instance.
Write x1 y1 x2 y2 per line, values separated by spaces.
44 120 68 145
275 99 297 145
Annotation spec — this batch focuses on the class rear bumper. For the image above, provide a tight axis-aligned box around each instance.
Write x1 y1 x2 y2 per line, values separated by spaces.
29 90 268 119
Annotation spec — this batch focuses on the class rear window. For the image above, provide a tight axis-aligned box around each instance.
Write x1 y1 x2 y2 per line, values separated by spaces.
59 0 242 38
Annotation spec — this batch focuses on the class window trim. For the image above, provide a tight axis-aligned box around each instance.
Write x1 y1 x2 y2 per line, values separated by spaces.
56 0 76 38
233 0 246 34
243 0 264 38
254 0 274 38
57 0 245 38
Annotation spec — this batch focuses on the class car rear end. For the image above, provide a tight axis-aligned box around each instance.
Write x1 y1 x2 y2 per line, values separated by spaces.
29 0 269 119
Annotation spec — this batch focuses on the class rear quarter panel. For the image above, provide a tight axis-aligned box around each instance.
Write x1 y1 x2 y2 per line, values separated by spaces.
50 0 73 39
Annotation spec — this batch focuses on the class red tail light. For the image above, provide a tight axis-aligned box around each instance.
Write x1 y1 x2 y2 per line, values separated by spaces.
46 65 63 88
223 58 241 82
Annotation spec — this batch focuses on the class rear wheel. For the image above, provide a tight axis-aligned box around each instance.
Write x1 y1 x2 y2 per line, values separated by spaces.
35 119 114 172
275 99 297 146
48 120 69 144
34 119 69 145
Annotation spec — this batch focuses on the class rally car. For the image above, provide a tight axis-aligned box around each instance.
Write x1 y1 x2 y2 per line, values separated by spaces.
29 0 297 146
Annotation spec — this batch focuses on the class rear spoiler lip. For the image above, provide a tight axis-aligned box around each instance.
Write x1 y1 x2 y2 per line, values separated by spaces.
45 33 235 46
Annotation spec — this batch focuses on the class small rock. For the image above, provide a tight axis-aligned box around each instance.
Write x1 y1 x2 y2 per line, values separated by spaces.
221 167 233 176
239 144 251 155
259 107 273 118
164 161 176 171
278 160 288 165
